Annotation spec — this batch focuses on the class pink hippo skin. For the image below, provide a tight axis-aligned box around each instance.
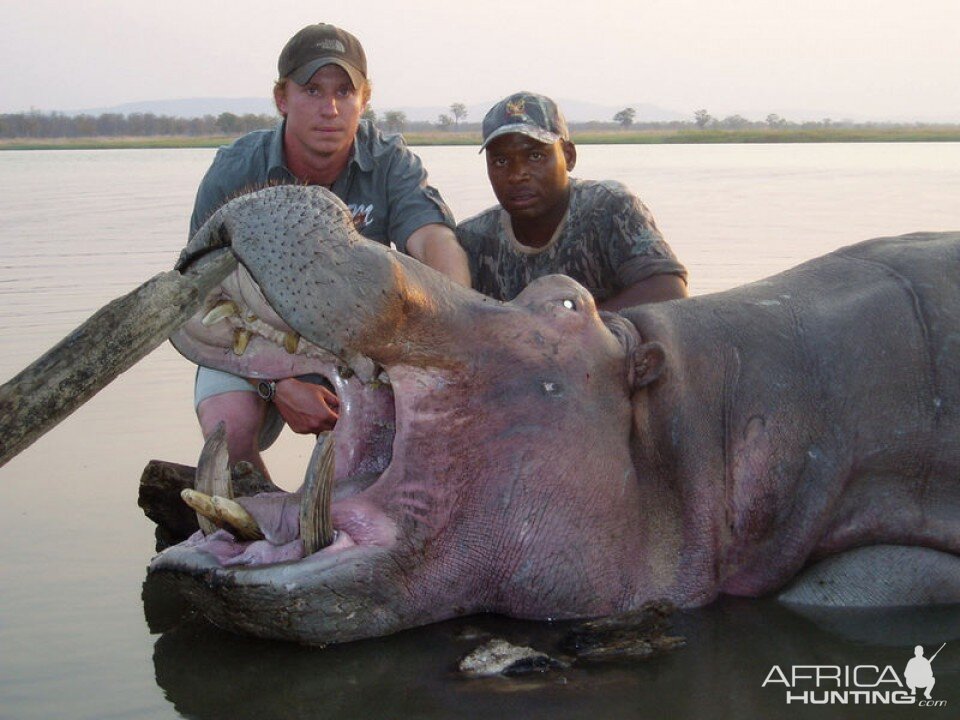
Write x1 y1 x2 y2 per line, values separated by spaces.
150 185 960 645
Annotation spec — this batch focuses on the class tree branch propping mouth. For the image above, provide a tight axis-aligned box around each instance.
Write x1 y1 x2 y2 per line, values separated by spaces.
0 249 237 469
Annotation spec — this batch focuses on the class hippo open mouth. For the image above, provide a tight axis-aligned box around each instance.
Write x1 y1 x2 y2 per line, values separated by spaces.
147 184 646 644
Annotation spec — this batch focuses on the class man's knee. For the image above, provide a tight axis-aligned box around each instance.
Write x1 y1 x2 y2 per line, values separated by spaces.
197 391 265 444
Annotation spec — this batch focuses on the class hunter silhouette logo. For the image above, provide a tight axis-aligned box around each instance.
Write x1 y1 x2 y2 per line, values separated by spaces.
762 643 948 707
905 644 945 701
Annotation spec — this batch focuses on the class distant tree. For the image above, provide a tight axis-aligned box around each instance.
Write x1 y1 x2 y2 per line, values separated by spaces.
362 106 377 123
719 114 750 129
384 110 407 133
437 113 454 130
450 102 467 127
613 107 636 128
766 113 786 128
694 109 712 129
216 112 240 133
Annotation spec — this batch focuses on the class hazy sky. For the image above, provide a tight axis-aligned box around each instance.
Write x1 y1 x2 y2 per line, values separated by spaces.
2 0 958 121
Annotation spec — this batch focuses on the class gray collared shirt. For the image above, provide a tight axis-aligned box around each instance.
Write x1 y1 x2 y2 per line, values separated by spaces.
189 119 454 254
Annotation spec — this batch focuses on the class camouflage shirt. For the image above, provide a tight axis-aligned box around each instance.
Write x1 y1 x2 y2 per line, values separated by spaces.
456 178 687 302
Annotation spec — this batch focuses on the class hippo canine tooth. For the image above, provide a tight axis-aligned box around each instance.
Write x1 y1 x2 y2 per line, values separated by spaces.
300 432 336 554
194 422 233 534
201 300 239 326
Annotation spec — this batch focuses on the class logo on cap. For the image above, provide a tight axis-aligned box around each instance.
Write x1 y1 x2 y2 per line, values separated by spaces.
315 39 346 54
506 98 526 118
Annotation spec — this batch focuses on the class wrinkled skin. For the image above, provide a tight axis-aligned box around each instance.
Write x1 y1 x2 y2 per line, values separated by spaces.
142 186 960 645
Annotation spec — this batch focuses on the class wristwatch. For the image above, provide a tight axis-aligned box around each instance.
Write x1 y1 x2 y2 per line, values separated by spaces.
256 380 277 402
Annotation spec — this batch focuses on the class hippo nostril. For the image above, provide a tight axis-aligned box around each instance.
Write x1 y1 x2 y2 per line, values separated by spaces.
562 299 576 310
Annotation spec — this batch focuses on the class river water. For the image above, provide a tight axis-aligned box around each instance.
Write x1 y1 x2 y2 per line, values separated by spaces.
0 143 958 719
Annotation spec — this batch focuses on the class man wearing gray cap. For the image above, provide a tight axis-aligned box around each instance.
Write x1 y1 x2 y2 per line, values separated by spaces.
458 91 687 309
190 23 470 481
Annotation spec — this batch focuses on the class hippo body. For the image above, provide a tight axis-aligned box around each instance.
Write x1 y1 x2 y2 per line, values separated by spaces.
66 186 959 643
621 234 960 605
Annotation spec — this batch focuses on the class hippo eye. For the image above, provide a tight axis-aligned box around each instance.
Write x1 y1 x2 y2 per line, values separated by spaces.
562 299 576 311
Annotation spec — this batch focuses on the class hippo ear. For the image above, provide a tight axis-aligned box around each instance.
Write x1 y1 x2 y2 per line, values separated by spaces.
633 342 666 390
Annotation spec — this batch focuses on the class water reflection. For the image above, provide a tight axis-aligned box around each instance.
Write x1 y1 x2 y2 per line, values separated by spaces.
143 572 960 719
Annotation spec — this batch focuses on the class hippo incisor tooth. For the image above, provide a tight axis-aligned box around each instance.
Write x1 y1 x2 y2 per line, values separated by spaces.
181 488 221 532
233 328 251 356
210 495 265 541
193 422 232 534
300 432 336 554
181 489 265 541
201 300 239 326
283 331 301 354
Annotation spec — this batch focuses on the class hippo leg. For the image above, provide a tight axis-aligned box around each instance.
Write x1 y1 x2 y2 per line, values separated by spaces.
778 545 960 607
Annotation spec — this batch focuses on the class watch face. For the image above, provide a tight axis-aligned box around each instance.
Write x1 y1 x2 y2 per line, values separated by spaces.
257 381 275 401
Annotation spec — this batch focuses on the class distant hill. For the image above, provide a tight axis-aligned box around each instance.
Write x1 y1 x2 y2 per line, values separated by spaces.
73 97 279 118
71 96 685 123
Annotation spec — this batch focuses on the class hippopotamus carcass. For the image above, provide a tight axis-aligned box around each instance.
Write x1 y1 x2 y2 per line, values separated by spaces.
137 185 959 645
2 185 957 646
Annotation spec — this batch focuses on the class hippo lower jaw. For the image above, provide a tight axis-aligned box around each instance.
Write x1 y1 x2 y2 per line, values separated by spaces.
152 541 411 644
149 362 448 643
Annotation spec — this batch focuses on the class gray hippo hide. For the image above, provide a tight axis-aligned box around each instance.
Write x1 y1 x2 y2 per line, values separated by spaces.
5 185 959 646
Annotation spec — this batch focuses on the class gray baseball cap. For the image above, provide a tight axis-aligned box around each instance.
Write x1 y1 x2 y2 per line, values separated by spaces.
480 92 569 152
278 23 367 89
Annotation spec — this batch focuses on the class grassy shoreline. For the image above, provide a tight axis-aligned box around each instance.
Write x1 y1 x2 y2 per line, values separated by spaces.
2 127 959 151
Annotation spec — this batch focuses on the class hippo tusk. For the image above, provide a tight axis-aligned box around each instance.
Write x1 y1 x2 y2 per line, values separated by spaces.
180 489 221 529
0 249 237 469
300 432 336 554
180 489 265 541
210 496 265 541
194 422 233 535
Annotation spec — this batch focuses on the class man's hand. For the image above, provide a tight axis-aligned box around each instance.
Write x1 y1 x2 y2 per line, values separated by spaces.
406 223 472 287
273 377 340 434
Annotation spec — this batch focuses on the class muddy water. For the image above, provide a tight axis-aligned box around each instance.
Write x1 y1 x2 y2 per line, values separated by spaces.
1 143 958 719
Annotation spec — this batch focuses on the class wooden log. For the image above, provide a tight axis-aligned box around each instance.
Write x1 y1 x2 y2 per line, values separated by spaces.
0 251 237 468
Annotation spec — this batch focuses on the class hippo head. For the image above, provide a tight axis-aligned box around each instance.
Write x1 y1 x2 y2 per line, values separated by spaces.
150 185 668 645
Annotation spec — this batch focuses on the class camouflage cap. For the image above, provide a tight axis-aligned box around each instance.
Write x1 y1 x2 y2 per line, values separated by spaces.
278 23 367 89
480 92 569 152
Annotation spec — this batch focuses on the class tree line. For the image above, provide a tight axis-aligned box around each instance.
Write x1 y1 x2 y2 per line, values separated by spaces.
3 103 953 140
0 111 279 139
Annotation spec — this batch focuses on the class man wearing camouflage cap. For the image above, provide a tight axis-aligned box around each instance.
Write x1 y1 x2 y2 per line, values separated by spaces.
457 91 687 309
189 23 470 481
